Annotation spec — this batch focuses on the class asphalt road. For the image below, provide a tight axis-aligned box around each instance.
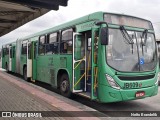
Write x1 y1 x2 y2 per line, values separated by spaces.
73 87 160 118
75 89 160 111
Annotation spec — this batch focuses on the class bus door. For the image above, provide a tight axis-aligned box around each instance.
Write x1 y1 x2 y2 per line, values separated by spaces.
27 42 32 78
8 45 12 71
90 28 99 99
73 29 99 99
11 46 16 72
32 41 37 80
73 32 87 93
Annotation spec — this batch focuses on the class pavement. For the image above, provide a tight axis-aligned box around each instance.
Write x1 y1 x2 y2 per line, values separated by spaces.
0 69 103 120
0 73 60 120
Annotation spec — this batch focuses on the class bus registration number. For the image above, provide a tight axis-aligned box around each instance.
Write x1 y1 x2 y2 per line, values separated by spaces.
135 91 145 98
123 82 142 89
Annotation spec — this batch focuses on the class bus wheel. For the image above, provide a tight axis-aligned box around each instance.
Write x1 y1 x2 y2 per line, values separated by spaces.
60 74 71 97
23 67 29 81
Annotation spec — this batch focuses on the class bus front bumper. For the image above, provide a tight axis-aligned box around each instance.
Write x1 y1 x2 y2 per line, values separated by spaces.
98 84 158 103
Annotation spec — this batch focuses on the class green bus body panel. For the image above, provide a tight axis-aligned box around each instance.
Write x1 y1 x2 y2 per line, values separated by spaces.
36 54 72 87
98 84 158 103
2 55 9 69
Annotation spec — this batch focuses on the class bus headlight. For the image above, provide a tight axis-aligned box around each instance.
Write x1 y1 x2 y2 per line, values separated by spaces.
155 73 160 85
106 74 120 89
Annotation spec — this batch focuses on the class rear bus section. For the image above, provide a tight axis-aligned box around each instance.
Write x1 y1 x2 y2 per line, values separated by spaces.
2 45 9 71
1 43 16 72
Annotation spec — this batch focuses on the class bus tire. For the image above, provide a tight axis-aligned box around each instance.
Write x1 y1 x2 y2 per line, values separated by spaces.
60 73 71 97
23 67 29 81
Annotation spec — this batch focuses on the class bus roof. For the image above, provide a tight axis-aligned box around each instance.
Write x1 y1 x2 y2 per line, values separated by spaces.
18 11 152 41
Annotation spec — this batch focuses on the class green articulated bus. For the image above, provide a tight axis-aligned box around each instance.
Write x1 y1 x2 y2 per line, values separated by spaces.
1 11 159 103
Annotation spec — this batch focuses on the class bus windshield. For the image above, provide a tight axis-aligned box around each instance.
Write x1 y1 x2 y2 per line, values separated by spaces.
107 28 157 72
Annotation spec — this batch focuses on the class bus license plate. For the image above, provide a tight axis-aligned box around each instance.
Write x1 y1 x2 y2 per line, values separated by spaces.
135 91 145 98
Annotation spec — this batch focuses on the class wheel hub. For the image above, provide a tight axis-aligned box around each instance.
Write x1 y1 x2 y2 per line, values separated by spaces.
61 80 68 92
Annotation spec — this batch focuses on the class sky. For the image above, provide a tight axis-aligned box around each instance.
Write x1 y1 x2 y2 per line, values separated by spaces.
1 0 160 48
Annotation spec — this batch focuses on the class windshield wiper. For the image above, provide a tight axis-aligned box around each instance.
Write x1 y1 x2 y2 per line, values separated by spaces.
140 29 148 55
141 29 148 46
120 26 134 44
120 26 134 54
140 36 144 55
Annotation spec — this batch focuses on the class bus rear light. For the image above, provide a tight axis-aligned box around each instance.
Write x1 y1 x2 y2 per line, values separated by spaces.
106 74 120 89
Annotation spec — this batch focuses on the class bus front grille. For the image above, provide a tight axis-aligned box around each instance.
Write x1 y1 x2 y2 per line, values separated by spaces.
118 74 155 81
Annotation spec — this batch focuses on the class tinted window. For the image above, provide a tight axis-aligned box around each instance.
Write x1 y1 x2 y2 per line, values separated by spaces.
38 36 46 55
40 36 45 44
13 46 15 58
49 33 57 43
10 47 12 58
34 42 38 59
6 47 9 55
22 43 27 54
46 32 59 54
28 43 32 59
61 29 73 54
62 29 73 41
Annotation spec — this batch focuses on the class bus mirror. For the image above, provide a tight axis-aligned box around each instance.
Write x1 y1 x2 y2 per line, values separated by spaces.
100 27 108 45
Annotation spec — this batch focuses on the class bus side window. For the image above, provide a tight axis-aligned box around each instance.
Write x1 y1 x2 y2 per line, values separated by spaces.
13 46 15 58
6 47 9 55
88 38 91 50
2 48 5 57
10 47 12 58
46 32 58 54
28 43 32 59
61 28 73 54
38 35 46 55
34 42 37 59
22 43 27 54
